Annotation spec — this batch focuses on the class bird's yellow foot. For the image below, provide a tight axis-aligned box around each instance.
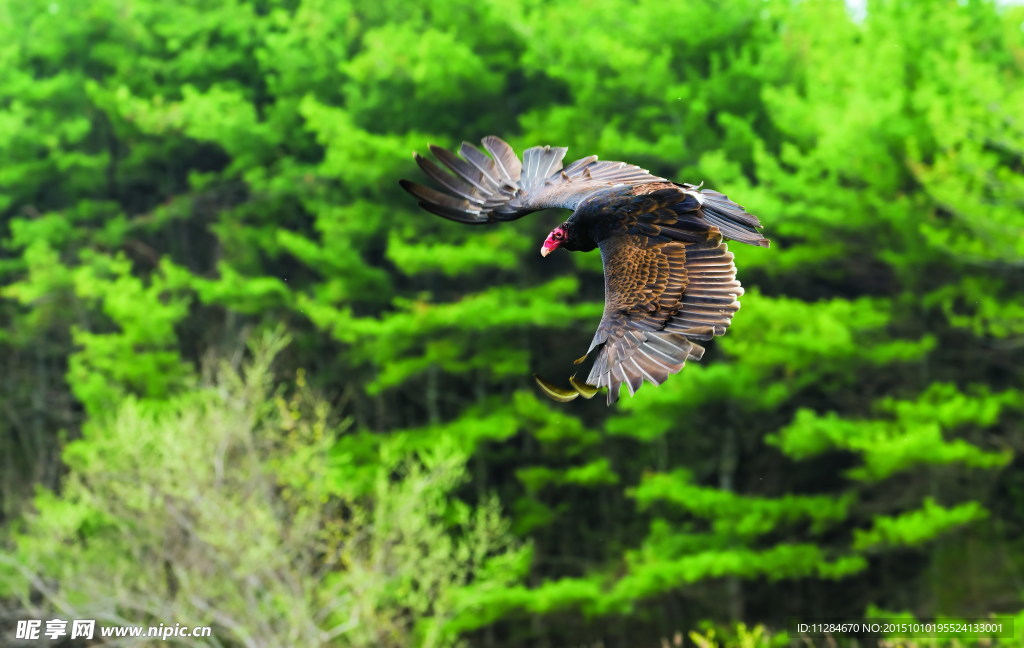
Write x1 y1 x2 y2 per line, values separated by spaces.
533 373 600 402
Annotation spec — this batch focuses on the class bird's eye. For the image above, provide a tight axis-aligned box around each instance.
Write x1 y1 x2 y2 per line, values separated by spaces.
554 230 564 240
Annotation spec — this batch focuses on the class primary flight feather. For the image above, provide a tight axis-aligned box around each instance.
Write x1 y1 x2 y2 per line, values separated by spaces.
399 136 770 405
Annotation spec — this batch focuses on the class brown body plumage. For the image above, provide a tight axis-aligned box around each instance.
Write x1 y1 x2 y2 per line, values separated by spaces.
400 136 770 404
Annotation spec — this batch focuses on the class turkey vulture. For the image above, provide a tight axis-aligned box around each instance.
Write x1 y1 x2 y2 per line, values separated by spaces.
399 136 769 404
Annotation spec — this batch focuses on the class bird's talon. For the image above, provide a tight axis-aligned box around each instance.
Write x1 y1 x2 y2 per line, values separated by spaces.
533 374 580 402
569 375 599 399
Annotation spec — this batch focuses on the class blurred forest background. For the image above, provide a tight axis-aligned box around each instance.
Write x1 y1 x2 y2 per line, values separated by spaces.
1 0 1023 646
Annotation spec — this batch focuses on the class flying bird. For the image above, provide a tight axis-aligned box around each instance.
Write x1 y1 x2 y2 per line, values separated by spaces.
399 136 769 404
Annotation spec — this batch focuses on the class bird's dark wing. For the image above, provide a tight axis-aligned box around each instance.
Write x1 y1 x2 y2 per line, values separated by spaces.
398 136 666 224
581 189 749 404
583 231 743 404
628 182 771 248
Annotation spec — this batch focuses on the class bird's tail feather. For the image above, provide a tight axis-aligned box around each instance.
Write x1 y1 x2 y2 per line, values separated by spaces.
696 189 770 247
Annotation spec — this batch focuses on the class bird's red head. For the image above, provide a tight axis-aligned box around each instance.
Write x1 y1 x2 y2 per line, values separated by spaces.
541 225 568 257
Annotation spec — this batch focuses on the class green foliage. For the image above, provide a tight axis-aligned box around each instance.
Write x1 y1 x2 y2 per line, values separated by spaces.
0 334 526 647
774 383 1015 481
852 498 988 552
2 0 1023 645
690 623 789 648
631 470 853 537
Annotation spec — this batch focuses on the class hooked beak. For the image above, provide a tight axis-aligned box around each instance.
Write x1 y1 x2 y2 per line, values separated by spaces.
541 229 563 258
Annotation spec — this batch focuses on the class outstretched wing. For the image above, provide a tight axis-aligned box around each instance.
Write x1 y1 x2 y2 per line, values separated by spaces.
572 188 750 404
399 136 666 224
584 230 743 404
